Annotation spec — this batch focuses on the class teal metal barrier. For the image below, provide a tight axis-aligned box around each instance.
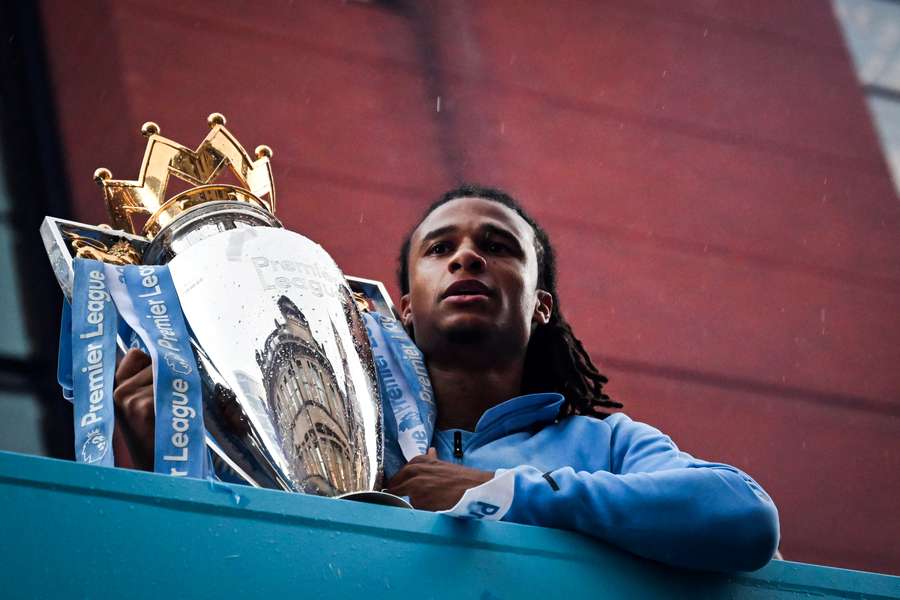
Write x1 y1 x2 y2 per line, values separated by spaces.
1 450 897 599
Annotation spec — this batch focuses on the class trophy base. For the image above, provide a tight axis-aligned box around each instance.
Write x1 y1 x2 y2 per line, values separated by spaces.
338 491 413 509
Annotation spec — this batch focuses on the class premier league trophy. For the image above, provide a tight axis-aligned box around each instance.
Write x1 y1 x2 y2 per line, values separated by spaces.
42 113 402 505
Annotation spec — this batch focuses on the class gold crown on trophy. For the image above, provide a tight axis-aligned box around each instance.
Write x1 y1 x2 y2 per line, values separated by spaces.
92 112 276 238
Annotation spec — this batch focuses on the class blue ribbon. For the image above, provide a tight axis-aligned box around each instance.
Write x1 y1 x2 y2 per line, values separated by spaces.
57 259 208 478
363 311 435 479
107 263 208 478
69 259 118 466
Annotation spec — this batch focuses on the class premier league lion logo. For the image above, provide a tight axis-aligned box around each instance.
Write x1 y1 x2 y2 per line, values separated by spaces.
397 412 418 433
165 351 193 376
80 428 109 464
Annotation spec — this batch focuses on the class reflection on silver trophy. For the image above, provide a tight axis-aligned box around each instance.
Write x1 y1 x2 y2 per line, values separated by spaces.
41 113 398 503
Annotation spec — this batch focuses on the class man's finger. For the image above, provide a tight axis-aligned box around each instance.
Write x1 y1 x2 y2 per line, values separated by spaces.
386 456 441 488
385 463 418 489
384 474 408 493
407 449 439 465
116 349 151 381
122 365 154 389
114 366 153 404
384 480 409 498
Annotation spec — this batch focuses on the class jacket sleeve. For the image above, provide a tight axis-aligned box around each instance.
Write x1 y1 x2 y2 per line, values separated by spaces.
500 415 780 572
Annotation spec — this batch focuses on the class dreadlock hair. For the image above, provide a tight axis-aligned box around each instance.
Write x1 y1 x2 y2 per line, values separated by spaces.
397 184 622 418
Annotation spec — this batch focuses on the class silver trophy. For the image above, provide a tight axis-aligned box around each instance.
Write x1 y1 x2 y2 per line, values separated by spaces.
42 114 404 506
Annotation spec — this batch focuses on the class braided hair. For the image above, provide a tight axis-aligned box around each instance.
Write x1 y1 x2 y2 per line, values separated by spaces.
397 184 622 418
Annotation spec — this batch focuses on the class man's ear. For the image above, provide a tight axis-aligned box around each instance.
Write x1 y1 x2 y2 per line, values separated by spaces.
532 290 553 325
399 294 413 327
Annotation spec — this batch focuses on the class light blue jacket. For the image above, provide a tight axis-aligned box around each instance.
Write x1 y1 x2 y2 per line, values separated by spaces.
430 392 780 572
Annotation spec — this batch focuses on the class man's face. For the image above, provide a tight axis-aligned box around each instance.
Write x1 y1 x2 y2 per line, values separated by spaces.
400 197 552 358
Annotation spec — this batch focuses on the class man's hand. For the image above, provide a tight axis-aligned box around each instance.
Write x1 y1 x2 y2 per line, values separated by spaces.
385 448 493 511
113 348 155 471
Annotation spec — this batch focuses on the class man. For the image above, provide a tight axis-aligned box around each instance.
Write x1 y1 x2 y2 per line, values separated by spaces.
114 184 779 572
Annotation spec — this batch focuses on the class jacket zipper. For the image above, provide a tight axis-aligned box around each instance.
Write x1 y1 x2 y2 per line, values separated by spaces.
453 431 464 459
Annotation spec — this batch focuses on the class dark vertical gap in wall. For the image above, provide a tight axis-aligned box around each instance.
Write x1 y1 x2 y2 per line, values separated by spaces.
413 1 466 184
370 0 490 190
383 0 477 185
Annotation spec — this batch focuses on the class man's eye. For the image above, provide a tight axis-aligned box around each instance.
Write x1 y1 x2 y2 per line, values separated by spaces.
485 241 509 254
426 242 451 255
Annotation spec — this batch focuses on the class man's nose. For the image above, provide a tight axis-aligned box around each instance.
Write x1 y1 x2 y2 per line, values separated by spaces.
449 243 486 273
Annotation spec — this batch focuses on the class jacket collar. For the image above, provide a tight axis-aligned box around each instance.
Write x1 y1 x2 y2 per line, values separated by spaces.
469 392 565 440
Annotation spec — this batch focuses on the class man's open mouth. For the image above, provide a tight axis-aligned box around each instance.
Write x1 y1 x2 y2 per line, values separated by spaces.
442 279 493 299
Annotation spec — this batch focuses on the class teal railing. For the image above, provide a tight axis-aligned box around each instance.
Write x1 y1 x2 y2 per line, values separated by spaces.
1 450 897 599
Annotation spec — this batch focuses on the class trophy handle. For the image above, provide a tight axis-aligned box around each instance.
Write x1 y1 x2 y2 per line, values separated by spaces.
41 217 149 355
345 276 399 319
40 216 148 302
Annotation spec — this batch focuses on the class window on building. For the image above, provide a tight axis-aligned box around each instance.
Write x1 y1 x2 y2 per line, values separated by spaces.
834 0 900 195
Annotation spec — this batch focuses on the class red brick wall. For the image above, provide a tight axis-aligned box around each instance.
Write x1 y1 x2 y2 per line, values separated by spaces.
40 0 900 573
